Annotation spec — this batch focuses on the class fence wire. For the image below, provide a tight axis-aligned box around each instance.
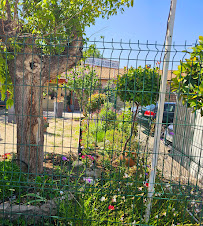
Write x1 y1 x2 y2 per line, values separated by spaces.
0 36 202 225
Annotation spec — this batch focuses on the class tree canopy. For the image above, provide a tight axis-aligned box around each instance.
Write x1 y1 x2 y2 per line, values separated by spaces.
0 0 134 39
116 66 160 107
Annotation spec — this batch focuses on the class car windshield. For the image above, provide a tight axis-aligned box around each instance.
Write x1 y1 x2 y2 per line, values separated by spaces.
164 104 175 112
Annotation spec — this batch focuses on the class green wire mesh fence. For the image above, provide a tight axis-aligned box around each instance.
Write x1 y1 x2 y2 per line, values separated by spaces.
0 35 202 225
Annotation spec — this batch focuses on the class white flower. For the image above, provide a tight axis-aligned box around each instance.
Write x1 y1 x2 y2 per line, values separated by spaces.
131 204 134 208
138 187 143 191
195 209 200 213
122 196 125 200
112 197 116 202
120 217 124 221
61 196 65 200
94 208 97 211
162 212 166 216
60 191 64 195
100 196 105 202
139 174 142 178
155 215 158 219
117 188 120 191
124 173 129 178
132 220 137 225
191 200 195 205
127 182 133 186
172 208 175 211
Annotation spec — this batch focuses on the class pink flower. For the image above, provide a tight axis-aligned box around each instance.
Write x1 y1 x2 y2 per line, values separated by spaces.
108 205 115 210
81 155 86 159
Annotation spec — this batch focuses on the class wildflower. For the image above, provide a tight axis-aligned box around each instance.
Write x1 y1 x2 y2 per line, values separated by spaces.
65 79 68 83
155 215 158 219
139 174 142 178
83 177 94 184
147 165 150 167
132 220 137 225
79 153 81 155
117 188 120 191
112 196 116 203
62 156 67 161
195 209 200 213
138 187 143 191
120 217 124 221
162 212 166 216
191 200 195 205
172 208 175 211
108 205 115 210
122 196 125 200
60 191 64 195
145 173 148 176
100 196 105 202
123 173 129 178
2 153 11 159
143 181 149 187
81 155 86 159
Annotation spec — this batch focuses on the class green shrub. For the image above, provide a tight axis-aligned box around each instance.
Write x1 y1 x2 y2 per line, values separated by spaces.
0 160 27 201
87 93 107 113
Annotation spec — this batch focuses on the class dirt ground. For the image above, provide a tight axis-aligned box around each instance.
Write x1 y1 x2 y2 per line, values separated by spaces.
0 112 81 158
137 126 202 188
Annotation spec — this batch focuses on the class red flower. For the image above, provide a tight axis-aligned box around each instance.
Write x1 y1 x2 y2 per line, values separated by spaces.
108 205 115 210
2 153 11 159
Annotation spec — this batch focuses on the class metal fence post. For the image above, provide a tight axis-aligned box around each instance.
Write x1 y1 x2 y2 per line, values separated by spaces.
145 0 177 223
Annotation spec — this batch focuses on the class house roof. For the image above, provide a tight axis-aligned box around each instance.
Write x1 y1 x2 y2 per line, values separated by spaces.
59 66 177 81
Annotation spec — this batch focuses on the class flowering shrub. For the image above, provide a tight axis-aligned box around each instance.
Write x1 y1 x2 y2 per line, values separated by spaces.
87 93 107 113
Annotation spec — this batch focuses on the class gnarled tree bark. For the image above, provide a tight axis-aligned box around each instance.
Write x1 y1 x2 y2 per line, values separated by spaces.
1 18 82 173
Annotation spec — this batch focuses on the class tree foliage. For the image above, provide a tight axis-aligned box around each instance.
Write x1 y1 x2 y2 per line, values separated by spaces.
65 65 99 115
116 66 160 107
171 36 203 116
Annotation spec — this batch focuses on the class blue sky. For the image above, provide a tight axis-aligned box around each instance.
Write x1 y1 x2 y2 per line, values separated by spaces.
85 0 203 68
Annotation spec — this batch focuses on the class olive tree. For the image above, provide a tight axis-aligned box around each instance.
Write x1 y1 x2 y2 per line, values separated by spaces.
0 0 134 174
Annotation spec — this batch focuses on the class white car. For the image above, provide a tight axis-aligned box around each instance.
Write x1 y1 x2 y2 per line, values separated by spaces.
164 124 174 144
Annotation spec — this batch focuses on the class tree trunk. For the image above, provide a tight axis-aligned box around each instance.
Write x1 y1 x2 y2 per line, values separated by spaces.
5 36 82 174
14 79 44 174
9 52 46 174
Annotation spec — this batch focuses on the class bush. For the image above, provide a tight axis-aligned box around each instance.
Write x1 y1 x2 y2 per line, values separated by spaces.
87 93 106 113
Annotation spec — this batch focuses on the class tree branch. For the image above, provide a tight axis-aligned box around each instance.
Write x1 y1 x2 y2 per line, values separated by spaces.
5 0 11 21
43 36 83 80
14 0 19 21
123 103 139 154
